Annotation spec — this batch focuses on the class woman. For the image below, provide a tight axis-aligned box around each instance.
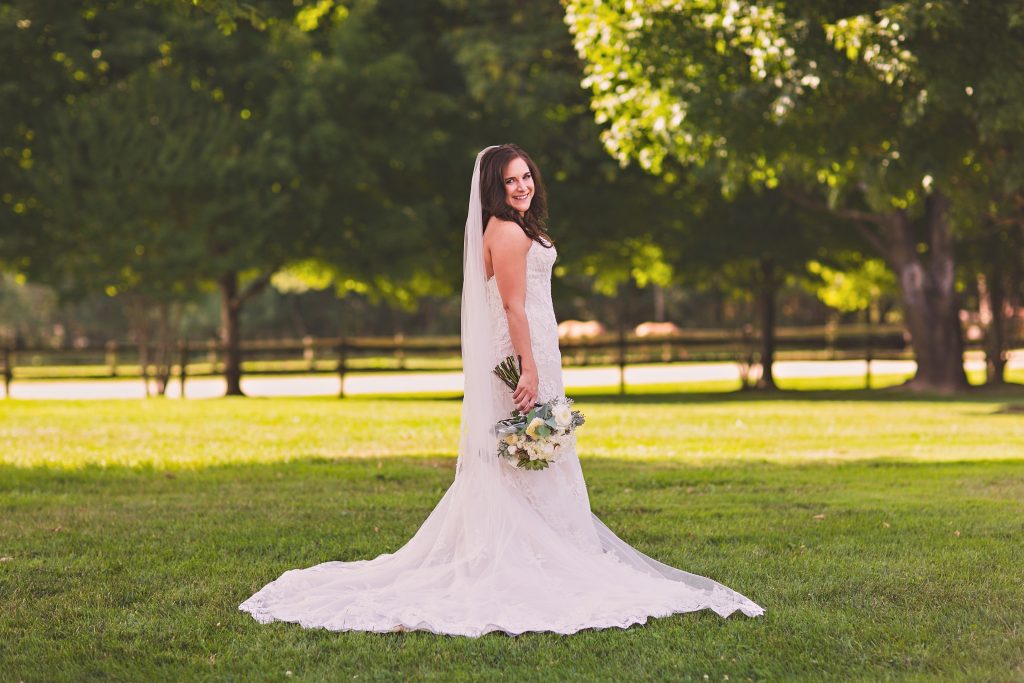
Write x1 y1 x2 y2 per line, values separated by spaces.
238 144 764 635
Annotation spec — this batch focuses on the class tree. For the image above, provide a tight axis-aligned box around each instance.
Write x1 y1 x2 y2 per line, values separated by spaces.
439 0 700 332
268 0 694 324
258 0 467 312
0 1 108 272
959 213 1024 385
26 69 236 393
806 256 898 326
565 0 1024 392
658 180 858 389
3 3 322 395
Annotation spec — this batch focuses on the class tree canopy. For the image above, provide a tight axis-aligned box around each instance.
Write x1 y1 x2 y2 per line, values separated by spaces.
565 0 1024 390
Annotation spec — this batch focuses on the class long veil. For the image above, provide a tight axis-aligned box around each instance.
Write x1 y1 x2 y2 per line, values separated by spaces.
455 144 502 481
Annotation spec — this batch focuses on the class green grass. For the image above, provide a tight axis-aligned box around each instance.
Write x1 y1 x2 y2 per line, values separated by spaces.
2 386 1023 681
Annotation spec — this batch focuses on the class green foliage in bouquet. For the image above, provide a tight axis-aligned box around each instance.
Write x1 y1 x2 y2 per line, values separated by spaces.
492 354 524 398
491 355 587 471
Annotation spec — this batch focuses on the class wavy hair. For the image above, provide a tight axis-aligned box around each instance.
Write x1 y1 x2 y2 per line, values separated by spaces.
479 143 553 247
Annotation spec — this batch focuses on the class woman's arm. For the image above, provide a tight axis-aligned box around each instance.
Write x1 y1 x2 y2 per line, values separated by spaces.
487 220 539 412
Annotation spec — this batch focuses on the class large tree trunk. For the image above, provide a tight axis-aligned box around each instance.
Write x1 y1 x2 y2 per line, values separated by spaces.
219 271 245 397
786 186 969 393
879 191 968 393
755 257 777 390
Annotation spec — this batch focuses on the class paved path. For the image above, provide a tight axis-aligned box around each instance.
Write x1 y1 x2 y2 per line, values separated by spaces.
4 356 1019 400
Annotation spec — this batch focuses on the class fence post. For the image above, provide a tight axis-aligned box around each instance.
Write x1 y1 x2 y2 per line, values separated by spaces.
394 332 405 370
825 316 838 361
739 324 756 389
618 327 627 395
206 338 218 372
337 338 348 398
303 335 315 371
2 345 11 398
105 340 118 377
178 339 188 399
864 323 873 390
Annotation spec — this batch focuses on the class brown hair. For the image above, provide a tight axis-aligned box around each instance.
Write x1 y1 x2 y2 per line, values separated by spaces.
480 143 553 247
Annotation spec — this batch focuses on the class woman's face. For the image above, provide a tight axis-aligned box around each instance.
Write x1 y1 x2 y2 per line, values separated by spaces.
502 156 534 215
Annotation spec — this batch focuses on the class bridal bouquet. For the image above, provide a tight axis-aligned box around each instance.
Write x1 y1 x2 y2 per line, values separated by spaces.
491 354 586 470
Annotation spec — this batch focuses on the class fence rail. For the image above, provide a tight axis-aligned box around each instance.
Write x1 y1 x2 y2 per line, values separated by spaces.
0 323 999 398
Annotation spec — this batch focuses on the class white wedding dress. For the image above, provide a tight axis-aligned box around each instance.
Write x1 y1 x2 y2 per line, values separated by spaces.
238 237 764 636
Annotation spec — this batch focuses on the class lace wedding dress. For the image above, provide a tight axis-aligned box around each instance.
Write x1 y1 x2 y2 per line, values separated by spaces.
238 235 765 636
238 146 764 634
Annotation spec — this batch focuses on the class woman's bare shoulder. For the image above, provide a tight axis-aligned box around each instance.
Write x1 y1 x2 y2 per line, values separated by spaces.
485 217 532 253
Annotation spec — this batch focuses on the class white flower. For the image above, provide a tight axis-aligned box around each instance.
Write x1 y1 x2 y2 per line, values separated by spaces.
507 444 517 454
541 442 555 455
525 416 546 439
552 404 572 428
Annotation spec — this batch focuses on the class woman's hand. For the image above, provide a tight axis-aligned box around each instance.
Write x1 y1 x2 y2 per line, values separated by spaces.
512 366 539 413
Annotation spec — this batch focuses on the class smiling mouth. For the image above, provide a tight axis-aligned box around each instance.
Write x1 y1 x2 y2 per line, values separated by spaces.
513 193 531 201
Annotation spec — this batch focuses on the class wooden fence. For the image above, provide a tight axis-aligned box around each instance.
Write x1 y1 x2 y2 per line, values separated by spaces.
0 324 933 398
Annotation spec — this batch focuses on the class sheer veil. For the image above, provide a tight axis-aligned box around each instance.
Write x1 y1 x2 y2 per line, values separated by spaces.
455 144 501 480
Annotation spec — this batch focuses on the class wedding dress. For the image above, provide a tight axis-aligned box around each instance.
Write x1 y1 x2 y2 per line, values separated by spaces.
238 147 764 636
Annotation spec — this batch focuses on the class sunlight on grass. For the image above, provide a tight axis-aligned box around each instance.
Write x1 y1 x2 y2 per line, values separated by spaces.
2 382 1022 470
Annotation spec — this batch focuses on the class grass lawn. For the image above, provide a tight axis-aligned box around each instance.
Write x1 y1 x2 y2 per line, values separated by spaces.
1 382 1023 681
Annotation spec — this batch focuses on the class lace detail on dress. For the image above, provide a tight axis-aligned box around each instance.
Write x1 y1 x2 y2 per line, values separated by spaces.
486 239 563 404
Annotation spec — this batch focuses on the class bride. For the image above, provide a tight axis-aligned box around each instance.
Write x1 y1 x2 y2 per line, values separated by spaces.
238 144 765 636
